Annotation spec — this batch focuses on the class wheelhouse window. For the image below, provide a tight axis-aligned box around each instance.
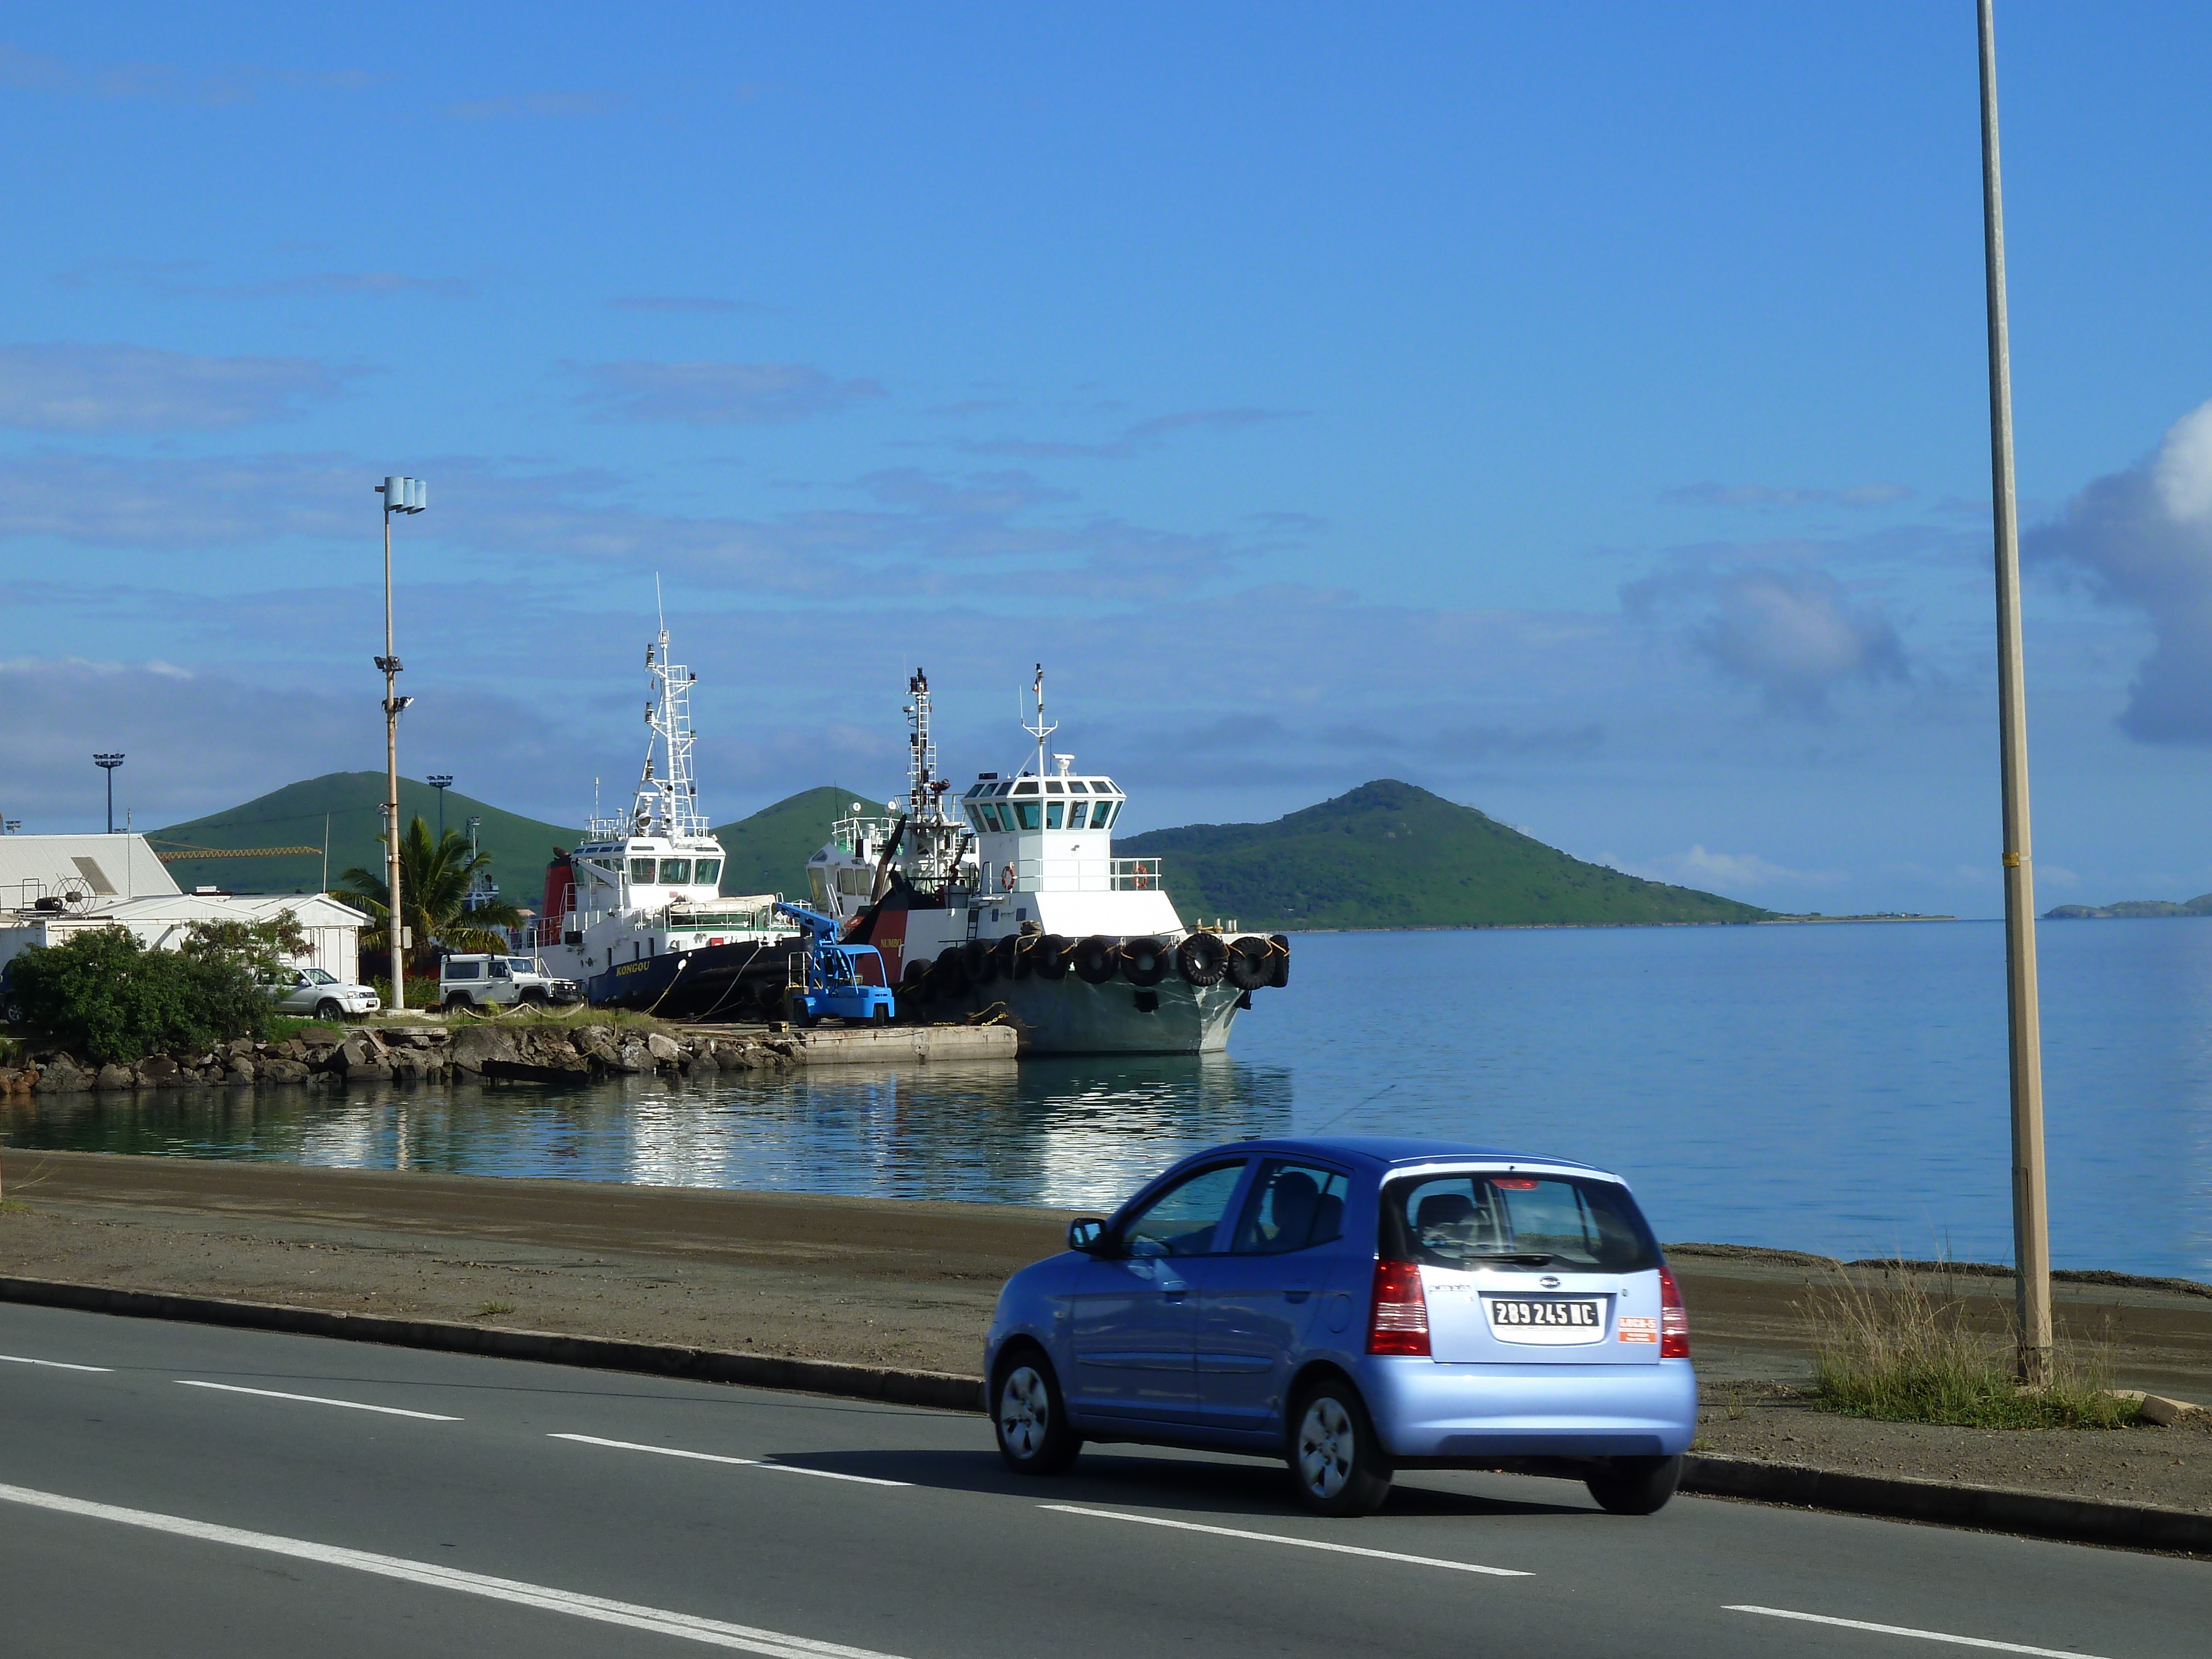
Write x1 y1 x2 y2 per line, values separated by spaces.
693 859 721 885
1013 802 1041 830
1067 781 1089 794
1090 801 1115 828
629 859 658 883
1046 802 1065 828
659 858 692 884
1013 780 1037 795
1045 781 1063 794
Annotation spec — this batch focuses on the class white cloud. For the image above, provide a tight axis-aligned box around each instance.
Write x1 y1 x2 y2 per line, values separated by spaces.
572 361 885 425
0 343 353 431
2027 398 2212 743
1602 845 1845 890
1623 563 1908 712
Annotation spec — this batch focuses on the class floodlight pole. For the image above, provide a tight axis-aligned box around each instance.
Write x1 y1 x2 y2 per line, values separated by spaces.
374 477 426 1010
1977 0 2053 1385
94 754 124 834
429 775 453 843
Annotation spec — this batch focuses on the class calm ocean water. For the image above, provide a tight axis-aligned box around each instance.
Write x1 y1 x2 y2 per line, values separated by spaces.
6 921 2208 1280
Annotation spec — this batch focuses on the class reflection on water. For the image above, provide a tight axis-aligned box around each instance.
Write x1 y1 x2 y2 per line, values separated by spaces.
6 922 2210 1279
0 1053 1290 1213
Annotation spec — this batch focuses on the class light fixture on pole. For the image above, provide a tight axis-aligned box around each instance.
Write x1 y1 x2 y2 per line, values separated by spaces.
93 754 125 834
374 476 426 1008
1975 0 2053 1386
428 774 453 842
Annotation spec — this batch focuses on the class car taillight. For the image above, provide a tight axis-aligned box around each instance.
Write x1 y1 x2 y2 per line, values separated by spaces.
1659 1264 1690 1358
1368 1259 1430 1356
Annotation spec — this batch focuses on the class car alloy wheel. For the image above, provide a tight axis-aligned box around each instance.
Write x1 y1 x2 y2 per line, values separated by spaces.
992 1350 1079 1475
1288 1381 1391 1516
1000 1365 1051 1461
1297 1394 1355 1500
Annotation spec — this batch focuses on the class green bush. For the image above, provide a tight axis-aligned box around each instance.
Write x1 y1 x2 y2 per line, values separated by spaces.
7 926 273 1063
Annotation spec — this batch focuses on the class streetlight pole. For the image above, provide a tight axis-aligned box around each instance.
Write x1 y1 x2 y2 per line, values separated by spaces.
374 476 426 1009
1976 0 2053 1385
93 754 125 834
429 775 453 843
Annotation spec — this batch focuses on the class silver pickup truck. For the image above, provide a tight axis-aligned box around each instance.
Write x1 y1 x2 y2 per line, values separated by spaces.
438 954 582 1011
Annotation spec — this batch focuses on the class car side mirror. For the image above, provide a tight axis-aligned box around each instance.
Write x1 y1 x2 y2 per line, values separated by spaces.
1068 1217 1108 1254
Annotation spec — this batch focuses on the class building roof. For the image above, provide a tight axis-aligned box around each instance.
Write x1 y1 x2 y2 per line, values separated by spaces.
0 833 180 909
91 891 369 927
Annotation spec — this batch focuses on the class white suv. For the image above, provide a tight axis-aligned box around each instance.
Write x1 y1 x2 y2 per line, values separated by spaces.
259 968 380 1021
440 954 582 1011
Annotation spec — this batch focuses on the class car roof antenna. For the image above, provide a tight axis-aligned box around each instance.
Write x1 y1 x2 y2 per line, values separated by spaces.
1303 1083 1397 1139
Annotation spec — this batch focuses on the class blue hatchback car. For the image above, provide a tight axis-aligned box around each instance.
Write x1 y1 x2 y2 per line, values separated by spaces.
985 1136 1697 1517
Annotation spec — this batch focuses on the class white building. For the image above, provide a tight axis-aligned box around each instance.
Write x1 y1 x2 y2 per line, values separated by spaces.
0 833 367 982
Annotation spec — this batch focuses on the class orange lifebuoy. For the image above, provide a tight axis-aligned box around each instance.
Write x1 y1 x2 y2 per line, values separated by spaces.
1000 863 1018 891
1134 872 1151 889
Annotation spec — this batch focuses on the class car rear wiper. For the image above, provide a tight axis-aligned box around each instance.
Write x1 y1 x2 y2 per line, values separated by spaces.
1459 1251 1561 1266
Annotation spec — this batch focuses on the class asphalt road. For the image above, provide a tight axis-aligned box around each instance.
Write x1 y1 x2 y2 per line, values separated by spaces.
1 1303 2203 1659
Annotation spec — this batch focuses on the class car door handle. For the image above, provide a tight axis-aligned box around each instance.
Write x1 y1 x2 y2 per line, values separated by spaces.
1284 1286 1312 1303
1160 1280 1188 1300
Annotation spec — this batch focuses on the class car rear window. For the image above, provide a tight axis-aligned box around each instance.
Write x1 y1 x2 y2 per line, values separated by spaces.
1380 1172 1660 1274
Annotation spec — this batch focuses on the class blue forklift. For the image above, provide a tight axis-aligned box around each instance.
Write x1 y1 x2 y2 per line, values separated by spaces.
774 901 897 1026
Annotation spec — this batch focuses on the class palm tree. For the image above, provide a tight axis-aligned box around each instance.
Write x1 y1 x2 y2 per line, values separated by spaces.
337 817 524 972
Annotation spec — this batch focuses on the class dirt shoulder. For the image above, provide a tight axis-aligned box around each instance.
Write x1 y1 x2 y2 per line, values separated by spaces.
3 1150 2208 1515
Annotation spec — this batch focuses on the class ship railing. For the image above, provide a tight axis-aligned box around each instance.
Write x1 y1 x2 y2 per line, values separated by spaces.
1109 857 1164 892
982 857 1133 894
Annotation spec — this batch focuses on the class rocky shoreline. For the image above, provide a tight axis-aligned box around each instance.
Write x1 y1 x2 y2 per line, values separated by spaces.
0 1019 844 1095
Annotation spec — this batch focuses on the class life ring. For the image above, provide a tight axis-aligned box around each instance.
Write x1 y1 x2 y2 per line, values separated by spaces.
1133 871 1151 889
1000 863 1018 891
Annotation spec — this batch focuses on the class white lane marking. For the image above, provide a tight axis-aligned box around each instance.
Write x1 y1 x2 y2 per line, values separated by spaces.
0 1353 112 1373
551 1433 910 1488
1041 1503 1531 1577
176 1380 461 1421
1726 1605 2116 1658
0 1481 901 1658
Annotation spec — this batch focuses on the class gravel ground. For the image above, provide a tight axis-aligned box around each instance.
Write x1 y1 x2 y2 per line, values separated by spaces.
2 1149 2206 1515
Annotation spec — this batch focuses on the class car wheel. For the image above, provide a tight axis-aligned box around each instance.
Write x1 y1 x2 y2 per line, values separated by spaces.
1584 1454 1682 1515
314 999 342 1021
444 992 473 1012
993 1350 1081 1475
1288 1379 1392 1517
520 988 546 1006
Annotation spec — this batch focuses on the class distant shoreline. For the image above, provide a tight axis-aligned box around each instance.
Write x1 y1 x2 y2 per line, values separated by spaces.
1270 914 1959 935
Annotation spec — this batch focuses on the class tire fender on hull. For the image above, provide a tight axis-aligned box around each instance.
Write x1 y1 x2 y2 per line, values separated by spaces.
1073 936 1119 984
1176 931 1229 987
1225 935 1271 992
1121 936 1171 988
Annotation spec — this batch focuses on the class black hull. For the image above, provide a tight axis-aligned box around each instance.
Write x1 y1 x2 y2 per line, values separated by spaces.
585 936 799 1019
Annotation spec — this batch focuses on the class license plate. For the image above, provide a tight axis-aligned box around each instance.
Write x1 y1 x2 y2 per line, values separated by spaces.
1487 1298 1601 1331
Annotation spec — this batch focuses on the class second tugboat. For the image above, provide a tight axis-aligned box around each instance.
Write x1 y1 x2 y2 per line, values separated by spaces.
810 667 1288 1053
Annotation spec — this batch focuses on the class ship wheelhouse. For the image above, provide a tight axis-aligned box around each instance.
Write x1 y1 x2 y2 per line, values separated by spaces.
958 761 1157 896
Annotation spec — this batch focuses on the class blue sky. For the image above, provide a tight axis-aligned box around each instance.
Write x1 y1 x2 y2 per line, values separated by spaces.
4 3 2212 916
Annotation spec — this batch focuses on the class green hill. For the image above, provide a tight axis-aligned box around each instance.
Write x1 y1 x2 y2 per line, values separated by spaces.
1115 779 1771 930
709 786 866 897
151 775 875 911
148 773 577 906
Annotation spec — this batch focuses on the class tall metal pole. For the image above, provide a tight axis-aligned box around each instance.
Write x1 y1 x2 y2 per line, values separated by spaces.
1977 0 2053 1385
383 502 405 1011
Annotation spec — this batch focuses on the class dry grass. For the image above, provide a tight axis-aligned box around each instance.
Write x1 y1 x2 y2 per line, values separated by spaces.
1804 1260 2136 1431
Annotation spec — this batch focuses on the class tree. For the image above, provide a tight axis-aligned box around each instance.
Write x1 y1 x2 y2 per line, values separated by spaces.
336 816 523 971
7 925 273 1062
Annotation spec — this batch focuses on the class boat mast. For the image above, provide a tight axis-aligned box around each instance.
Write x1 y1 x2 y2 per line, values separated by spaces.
629 588 708 841
1021 663 1057 779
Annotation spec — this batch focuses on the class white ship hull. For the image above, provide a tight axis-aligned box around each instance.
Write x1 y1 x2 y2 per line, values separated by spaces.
923 974 1245 1055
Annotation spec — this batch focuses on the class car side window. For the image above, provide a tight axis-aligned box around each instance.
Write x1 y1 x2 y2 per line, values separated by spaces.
1232 1160 1350 1255
1121 1162 1247 1258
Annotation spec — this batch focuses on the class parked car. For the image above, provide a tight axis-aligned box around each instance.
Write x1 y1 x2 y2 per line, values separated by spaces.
984 1135 1695 1518
439 953 582 1011
257 967 380 1021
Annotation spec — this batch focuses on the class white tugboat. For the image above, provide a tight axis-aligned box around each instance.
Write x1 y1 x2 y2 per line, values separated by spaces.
534 622 796 1017
817 667 1287 1053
